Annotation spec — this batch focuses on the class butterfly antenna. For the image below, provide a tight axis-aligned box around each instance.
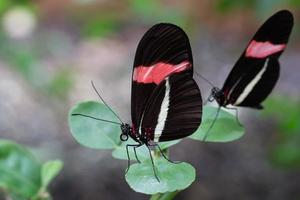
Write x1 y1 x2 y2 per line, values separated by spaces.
203 106 221 141
72 113 122 125
194 71 216 88
91 81 124 124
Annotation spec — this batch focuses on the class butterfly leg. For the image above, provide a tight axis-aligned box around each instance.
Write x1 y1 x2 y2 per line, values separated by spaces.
125 144 131 174
203 106 221 141
146 145 160 182
133 145 142 163
125 144 142 174
150 144 181 164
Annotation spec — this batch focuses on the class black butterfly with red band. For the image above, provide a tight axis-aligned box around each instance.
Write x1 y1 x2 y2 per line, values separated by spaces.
208 10 293 108
200 10 294 139
129 23 202 144
73 23 203 181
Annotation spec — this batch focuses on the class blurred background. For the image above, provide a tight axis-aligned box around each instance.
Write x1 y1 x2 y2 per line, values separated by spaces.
0 0 299 199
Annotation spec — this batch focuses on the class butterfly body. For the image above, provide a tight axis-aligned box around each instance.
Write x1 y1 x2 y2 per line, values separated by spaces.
120 123 154 145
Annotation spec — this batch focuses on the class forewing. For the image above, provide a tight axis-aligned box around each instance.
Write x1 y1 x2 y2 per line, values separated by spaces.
234 58 279 108
131 23 193 129
222 10 293 108
140 73 202 142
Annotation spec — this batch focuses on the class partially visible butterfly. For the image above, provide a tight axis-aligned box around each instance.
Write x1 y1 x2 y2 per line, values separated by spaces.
201 10 294 139
73 23 203 181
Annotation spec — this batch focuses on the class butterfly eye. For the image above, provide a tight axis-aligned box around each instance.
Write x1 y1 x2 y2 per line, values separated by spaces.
210 87 220 99
120 133 129 141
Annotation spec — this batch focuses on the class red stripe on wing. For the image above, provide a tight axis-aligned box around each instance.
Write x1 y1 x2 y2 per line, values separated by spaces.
133 61 191 84
246 40 286 58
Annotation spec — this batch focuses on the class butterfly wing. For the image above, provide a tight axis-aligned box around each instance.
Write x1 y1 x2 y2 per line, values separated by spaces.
221 10 293 109
140 73 202 142
131 23 193 130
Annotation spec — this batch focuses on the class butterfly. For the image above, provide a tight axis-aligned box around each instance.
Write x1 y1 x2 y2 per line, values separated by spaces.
201 10 294 139
73 23 203 181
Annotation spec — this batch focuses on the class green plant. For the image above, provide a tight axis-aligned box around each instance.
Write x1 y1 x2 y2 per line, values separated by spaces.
263 96 300 169
0 33 74 99
68 101 244 198
0 0 34 15
215 0 298 16
0 140 63 200
129 0 189 28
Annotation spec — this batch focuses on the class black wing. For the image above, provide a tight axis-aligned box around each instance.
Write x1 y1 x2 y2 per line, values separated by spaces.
131 23 193 131
221 10 293 109
140 73 202 142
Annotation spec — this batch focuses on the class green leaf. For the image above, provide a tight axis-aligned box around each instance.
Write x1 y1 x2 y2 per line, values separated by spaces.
290 0 300 6
82 17 119 38
0 140 41 199
47 69 73 98
128 0 189 26
8 193 27 200
158 140 181 150
262 97 300 169
112 139 149 161
68 101 121 149
215 0 254 12
263 97 300 133
125 157 195 194
112 139 181 161
129 0 161 18
190 106 244 142
0 1 10 14
270 138 300 168
41 160 63 189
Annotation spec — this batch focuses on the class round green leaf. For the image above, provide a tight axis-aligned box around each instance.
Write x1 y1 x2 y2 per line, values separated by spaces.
125 158 195 194
112 139 149 161
41 160 63 189
68 101 121 149
158 140 181 149
112 139 181 161
190 106 244 142
0 140 41 199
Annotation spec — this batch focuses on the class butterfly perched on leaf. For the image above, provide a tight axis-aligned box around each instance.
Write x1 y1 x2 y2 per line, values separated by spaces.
73 23 203 181
129 23 202 144
208 10 293 109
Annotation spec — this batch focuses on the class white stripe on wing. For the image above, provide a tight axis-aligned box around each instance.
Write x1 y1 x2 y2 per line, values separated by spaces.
154 78 170 142
233 58 269 105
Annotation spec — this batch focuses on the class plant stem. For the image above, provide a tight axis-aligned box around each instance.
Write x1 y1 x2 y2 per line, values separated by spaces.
159 191 180 200
150 191 180 200
150 193 162 200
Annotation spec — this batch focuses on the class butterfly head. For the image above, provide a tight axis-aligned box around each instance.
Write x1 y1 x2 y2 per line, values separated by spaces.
211 87 225 106
120 123 131 141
